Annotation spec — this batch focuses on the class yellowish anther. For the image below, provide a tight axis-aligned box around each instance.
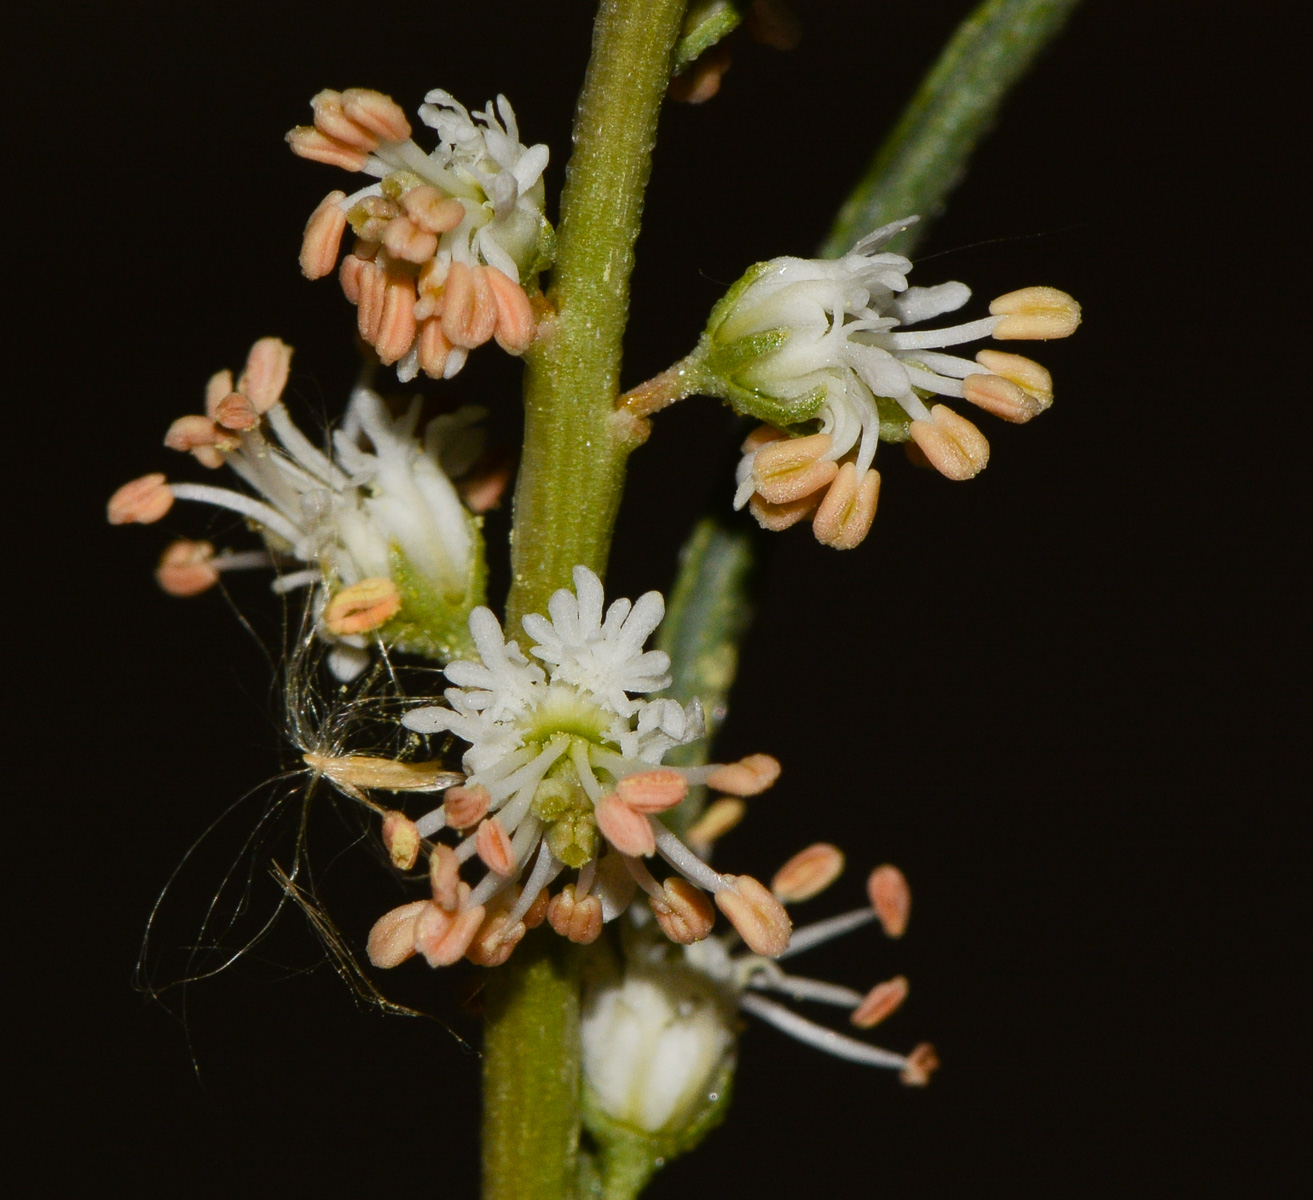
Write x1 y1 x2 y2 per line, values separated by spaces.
476 817 516 876
444 783 491 830
850 975 909 1029
812 462 880 550
466 909 526 967
752 432 839 505
961 373 1043 423
156 539 219 597
429 844 462 911
382 216 438 265
286 126 370 172
238 337 293 415
615 769 689 813
348 194 400 243
204 369 234 419
311 89 379 152
705 753 781 797
303 752 459 794
909 405 990 481
547 884 604 944
108 473 174 525
651 877 715 945
341 88 412 143
685 797 747 855
402 186 465 235
594 793 656 857
867 863 911 938
381 811 421 871
771 842 846 904
322 577 402 635
418 900 486 967
975 349 1053 406
486 267 537 354
441 262 498 349
715 874 792 957
300 191 348 280
366 900 428 968
749 490 821 532
989 286 1081 340
900 1042 940 1087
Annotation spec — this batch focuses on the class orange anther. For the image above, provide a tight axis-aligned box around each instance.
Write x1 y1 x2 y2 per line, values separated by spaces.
752 433 839 504
429 844 461 911
156 539 219 597
339 252 366 304
962 373 1043 423
475 817 516 876
522 886 550 929
286 126 370 172
417 317 453 379
310 89 379 152
322 577 401 635
465 909 525 967
356 258 388 343
715 874 791 957
615 769 689 813
705 753 780 797
238 337 293 414
402 186 465 235
909 404 990 481
812 462 880 550
651 877 715 944
547 884 604 944
684 797 746 854
381 811 421 871
771 843 845 904
366 900 428 968
441 261 498 349
867 864 911 938
107 473 173 525
749 491 821 531
212 392 259 431
204 369 234 418
300 191 348 280
443 783 491 830
341 88 412 143
417 900 485 967
900 1042 940 1086
485 267 537 353
164 414 238 468
594 793 656 858
382 216 438 265
974 349 1053 407
374 276 418 366
851 975 909 1029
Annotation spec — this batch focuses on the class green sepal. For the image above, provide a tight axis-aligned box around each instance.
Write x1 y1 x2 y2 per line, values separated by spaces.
875 391 913 442
672 2 743 76
376 526 486 665
703 258 774 340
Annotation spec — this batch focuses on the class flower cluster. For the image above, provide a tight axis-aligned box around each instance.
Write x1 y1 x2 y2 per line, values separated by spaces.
289 88 551 380
363 567 792 971
700 216 1080 548
580 843 935 1138
107 338 495 679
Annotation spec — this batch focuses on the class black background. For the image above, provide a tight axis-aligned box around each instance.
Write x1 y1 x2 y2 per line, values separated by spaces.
11 2 1306 1196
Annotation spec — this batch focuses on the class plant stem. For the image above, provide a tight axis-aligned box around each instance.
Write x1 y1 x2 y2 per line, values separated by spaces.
487 4 688 1199
820 0 1083 258
507 0 691 630
482 941 581 1200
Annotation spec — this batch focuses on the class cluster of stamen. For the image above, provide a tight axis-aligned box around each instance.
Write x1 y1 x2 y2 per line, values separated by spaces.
289 88 542 380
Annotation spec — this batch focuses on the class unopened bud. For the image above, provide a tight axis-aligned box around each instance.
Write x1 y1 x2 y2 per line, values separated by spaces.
867 864 911 938
909 404 990 481
615 769 688 813
595 793 656 857
322 577 402 635
715 874 791 956
547 884 604 944
989 286 1081 340
705 753 780 797
771 843 845 903
156 539 219 597
381 811 421 870
851 975 909 1028
812 462 880 549
366 900 427 968
651 877 715 944
108 473 173 525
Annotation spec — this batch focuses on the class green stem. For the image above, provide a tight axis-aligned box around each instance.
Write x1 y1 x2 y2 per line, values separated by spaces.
820 0 1082 258
507 0 691 630
482 941 582 1200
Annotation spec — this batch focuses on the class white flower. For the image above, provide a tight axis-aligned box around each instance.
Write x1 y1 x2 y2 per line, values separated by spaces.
363 568 792 971
109 337 486 680
290 87 550 380
702 216 1080 548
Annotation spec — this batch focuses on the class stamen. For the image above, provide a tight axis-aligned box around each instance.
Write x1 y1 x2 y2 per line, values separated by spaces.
745 970 864 1008
475 817 516 875
441 262 498 349
749 491 822 531
416 900 485 967
738 993 910 1071
156 539 220 596
650 877 715 945
811 463 880 550
168 482 304 547
486 267 536 353
777 907 876 960
705 754 781 797
851 976 909 1029
107 474 174 525
651 821 728 894
752 434 839 505
615 768 688 813
366 900 428 968
504 847 562 927
300 191 349 280
771 843 846 904
685 797 746 855
381 811 421 870
595 793 656 857
444 784 491 829
547 883 604 944
322 577 402 635
989 287 1081 340
961 373 1044 423
908 405 990 481
900 1042 940 1086
715 874 792 956
429 844 462 911
867 864 911 938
